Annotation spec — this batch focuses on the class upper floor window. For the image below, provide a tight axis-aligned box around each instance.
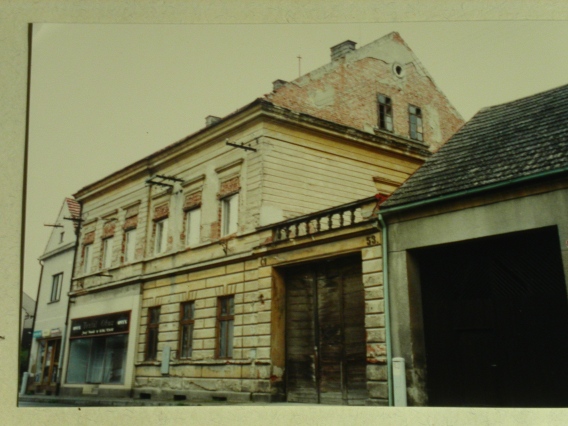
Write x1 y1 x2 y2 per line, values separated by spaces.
59 231 65 244
185 208 201 247
179 301 195 359
409 105 423 141
83 243 93 274
216 296 234 358
124 229 136 263
145 306 161 361
50 273 63 303
221 194 239 237
154 219 168 254
101 237 113 269
378 94 393 132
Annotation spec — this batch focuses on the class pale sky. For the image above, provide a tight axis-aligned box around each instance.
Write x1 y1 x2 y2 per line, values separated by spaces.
24 21 568 297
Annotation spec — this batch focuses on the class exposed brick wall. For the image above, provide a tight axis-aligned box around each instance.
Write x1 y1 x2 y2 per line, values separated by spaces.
218 177 240 199
102 221 116 238
183 191 202 211
153 203 169 221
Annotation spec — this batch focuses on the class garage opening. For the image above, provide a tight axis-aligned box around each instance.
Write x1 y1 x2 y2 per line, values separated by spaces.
413 226 568 407
283 255 367 405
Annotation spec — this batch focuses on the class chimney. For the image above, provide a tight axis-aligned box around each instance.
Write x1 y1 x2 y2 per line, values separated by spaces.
205 115 222 127
330 40 356 61
272 79 287 91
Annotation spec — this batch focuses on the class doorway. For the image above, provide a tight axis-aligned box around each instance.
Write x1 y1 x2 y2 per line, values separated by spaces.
284 255 367 405
34 338 61 394
414 226 568 407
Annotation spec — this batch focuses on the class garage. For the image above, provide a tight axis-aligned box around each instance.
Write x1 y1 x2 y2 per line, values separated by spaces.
413 226 568 407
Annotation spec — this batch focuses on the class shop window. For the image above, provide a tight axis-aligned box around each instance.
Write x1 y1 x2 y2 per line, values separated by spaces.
185 208 201 247
66 312 130 385
154 219 168 254
145 306 160 361
50 273 63 303
179 302 195 359
101 236 113 269
216 296 234 358
124 229 136 263
221 194 239 237
378 94 393 131
409 104 424 141
83 243 92 274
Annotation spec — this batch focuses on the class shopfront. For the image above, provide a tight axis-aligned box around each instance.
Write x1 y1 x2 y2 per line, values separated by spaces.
32 329 62 394
66 311 130 385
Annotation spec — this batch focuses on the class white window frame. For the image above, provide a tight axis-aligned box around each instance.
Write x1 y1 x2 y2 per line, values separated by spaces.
50 273 63 303
83 244 92 274
102 237 113 269
155 218 168 254
185 208 201 247
221 193 239 237
124 229 136 263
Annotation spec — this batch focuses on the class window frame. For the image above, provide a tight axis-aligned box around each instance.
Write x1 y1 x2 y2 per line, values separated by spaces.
145 306 161 361
50 273 63 303
101 236 113 270
123 228 136 263
83 243 93 274
154 218 168 255
378 94 393 132
178 301 195 359
221 193 239 237
409 104 424 141
185 208 202 247
216 296 235 359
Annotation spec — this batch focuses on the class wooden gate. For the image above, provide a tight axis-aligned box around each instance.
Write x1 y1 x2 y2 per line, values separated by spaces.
285 256 367 405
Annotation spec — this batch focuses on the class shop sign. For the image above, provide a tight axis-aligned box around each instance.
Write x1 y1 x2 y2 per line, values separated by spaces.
50 328 62 337
70 311 130 338
41 329 51 338
33 330 42 339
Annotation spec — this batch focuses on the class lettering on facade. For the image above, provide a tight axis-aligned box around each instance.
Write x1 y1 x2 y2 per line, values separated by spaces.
70 311 130 338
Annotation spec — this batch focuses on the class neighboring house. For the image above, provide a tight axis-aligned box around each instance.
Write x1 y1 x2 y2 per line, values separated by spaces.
60 32 463 404
27 198 80 395
379 84 568 407
20 292 35 380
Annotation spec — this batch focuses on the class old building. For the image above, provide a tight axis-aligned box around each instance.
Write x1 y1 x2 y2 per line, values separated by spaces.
379 84 568 407
27 198 80 395
60 32 463 404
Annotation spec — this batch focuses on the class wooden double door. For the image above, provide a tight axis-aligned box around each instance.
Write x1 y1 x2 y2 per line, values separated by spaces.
35 338 61 394
285 256 367 405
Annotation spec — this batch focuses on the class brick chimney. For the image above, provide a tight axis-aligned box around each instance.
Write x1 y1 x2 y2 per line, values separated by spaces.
272 79 287 91
330 40 356 61
205 115 222 127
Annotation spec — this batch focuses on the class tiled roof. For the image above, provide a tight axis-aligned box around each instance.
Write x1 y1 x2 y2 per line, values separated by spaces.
383 84 568 208
65 197 81 228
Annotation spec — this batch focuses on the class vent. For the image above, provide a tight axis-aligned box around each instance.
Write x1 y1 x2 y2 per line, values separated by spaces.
206 115 222 127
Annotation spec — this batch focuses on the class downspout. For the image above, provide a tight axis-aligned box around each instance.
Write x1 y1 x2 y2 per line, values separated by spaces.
57 200 83 394
377 211 393 406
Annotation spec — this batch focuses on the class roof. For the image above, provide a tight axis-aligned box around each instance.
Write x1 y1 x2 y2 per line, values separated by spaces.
382 83 568 208
65 197 81 228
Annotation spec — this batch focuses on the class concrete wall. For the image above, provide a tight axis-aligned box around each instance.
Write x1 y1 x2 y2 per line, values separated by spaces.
385 187 568 405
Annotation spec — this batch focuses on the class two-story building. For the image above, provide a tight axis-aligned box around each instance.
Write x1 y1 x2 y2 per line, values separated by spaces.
60 32 463 405
28 197 80 395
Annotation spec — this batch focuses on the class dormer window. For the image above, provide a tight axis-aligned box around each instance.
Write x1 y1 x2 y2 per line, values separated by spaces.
378 94 393 132
409 105 423 141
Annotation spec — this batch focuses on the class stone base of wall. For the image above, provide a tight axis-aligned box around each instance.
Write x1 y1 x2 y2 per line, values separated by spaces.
59 385 133 399
133 387 256 403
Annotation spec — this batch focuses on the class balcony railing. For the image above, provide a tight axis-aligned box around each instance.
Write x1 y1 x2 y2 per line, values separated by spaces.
261 197 377 244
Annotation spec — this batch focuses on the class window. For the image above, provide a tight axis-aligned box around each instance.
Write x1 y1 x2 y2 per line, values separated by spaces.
216 296 234 358
102 237 113 269
59 231 65 244
221 194 239 237
50 273 63 303
409 105 423 141
185 208 201 247
83 243 92 274
378 94 393 131
124 229 136 263
179 302 195 359
154 219 168 254
145 306 160 361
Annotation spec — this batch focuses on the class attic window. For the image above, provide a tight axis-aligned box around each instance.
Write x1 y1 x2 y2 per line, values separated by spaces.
378 94 393 132
409 105 423 142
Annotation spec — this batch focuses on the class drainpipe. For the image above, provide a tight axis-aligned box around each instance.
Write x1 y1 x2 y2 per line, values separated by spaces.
377 212 393 406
